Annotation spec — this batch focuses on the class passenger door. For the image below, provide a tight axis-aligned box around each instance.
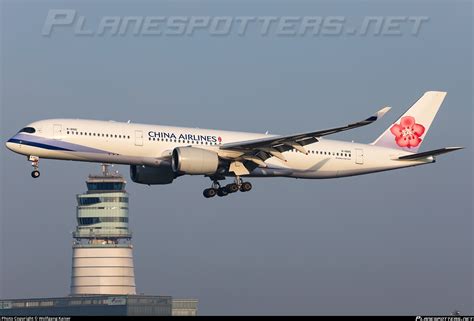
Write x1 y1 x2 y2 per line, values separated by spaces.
53 124 62 139
355 148 364 164
135 130 143 146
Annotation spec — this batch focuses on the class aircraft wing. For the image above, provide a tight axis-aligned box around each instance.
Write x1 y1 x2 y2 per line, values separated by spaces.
219 106 391 165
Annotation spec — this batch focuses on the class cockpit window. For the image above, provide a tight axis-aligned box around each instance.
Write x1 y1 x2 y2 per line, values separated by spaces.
18 127 36 134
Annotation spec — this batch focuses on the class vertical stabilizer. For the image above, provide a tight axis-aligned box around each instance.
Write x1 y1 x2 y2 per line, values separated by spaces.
371 91 447 152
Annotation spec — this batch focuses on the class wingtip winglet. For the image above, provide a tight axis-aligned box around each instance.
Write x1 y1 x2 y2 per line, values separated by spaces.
376 106 391 119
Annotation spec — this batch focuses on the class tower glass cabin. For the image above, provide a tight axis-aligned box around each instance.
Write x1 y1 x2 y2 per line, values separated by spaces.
70 165 136 295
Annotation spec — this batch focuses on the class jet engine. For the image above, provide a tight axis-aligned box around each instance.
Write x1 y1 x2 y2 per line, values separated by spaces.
130 164 175 185
172 147 219 175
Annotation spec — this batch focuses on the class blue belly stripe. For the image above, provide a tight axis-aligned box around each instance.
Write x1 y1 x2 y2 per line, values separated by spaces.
8 138 74 151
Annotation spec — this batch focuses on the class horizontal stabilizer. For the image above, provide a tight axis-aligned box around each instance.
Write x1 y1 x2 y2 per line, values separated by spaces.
397 147 463 160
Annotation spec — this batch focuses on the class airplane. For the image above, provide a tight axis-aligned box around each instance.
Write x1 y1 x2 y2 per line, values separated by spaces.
5 91 463 199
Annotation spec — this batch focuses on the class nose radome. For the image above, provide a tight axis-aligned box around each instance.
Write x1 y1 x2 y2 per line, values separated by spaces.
5 141 14 151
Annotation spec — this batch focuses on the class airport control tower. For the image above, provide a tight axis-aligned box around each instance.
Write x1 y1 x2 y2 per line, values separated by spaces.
0 165 198 316
70 165 136 295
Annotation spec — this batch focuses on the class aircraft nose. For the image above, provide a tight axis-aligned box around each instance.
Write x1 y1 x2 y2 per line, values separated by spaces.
5 138 19 152
5 140 14 151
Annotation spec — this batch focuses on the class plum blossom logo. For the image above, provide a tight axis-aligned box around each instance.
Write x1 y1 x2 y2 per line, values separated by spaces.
390 116 425 148
218 136 222 143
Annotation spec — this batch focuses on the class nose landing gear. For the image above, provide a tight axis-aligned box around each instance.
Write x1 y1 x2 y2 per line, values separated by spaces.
29 156 40 178
203 176 253 199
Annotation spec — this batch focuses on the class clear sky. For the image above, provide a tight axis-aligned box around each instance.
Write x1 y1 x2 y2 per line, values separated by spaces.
1 0 472 315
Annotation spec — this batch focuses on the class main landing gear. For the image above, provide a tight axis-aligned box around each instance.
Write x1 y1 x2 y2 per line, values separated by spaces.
29 156 40 178
203 176 253 199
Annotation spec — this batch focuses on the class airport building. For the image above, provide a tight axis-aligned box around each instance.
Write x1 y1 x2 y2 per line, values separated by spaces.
0 296 198 316
0 166 198 316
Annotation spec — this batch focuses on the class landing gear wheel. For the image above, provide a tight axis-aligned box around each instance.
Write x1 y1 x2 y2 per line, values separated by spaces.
240 182 252 192
29 156 40 179
203 188 217 198
225 183 239 193
217 188 229 197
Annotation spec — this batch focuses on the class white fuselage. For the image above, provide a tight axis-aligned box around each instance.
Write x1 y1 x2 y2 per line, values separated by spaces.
5 119 432 180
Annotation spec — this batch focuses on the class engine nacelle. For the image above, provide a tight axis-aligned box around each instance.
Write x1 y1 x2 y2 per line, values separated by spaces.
172 147 219 175
130 164 175 185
